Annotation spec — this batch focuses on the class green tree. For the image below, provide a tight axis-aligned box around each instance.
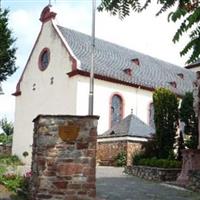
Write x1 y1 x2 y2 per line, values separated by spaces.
98 0 200 64
0 9 17 81
0 117 14 136
180 92 198 149
153 88 179 159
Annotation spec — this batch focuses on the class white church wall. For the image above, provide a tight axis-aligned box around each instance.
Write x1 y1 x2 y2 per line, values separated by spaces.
12 21 77 164
75 75 153 134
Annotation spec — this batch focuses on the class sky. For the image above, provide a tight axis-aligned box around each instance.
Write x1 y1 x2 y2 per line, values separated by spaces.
0 0 190 123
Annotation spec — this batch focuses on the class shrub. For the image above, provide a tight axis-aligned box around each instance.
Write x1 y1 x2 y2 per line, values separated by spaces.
180 92 198 149
0 155 22 166
153 88 179 159
132 153 146 165
0 134 12 144
115 151 127 167
0 174 23 192
134 158 181 168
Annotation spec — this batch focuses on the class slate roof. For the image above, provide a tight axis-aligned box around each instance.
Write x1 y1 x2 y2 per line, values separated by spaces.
98 114 155 139
58 26 195 96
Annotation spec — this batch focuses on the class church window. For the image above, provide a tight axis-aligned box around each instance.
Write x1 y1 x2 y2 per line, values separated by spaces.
149 103 155 128
111 94 123 127
39 48 50 71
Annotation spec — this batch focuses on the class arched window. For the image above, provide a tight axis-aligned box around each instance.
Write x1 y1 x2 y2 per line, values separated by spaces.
111 94 123 127
149 103 155 128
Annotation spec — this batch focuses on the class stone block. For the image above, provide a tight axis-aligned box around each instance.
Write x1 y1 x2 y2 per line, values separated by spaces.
31 115 99 200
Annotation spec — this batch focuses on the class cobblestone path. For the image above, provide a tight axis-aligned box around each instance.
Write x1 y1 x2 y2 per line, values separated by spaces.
96 166 200 200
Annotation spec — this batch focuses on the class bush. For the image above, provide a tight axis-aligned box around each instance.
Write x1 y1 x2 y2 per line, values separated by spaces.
133 157 181 168
0 134 12 144
0 174 23 192
0 155 22 166
132 153 146 165
153 88 179 159
115 151 127 167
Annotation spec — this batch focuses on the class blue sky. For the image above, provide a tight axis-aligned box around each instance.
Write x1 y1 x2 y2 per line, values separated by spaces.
0 0 189 123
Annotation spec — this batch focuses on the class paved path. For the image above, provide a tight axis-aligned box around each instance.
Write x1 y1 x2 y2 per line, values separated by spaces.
96 166 200 200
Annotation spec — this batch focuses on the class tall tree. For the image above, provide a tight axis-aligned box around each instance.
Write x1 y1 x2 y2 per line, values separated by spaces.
0 8 17 81
180 92 198 149
0 117 14 136
98 0 200 64
153 88 179 159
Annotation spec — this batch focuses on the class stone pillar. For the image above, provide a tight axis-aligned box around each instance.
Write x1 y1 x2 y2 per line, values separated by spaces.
31 115 99 200
193 71 200 149
177 149 200 185
177 71 200 186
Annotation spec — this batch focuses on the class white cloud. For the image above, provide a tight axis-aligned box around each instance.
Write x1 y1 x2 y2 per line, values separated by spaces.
0 2 191 122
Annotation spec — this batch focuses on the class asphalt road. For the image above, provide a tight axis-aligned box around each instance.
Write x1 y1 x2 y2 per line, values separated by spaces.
96 166 200 200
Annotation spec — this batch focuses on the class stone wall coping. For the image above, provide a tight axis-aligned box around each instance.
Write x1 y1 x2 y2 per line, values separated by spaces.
131 165 181 171
126 165 181 182
33 114 100 122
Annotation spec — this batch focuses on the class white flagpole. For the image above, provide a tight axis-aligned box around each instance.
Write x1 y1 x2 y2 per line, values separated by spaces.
88 0 96 115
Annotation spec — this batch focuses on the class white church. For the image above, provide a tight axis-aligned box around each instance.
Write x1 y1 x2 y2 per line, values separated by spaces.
12 6 196 163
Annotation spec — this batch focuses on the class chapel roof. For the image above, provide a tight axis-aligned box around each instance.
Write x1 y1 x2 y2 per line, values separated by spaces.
58 25 195 96
98 113 155 139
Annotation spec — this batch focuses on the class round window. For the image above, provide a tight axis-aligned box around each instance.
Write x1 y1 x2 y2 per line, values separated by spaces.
39 48 50 71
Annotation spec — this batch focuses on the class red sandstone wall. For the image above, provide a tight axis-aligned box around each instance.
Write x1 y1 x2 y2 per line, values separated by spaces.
127 142 143 166
97 141 127 166
97 140 143 166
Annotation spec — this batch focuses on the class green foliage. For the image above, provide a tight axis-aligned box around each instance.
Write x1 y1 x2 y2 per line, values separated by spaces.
15 171 32 199
153 88 179 159
0 133 12 144
0 117 14 136
0 9 17 81
141 136 158 158
133 157 182 168
180 92 198 149
0 174 23 192
98 0 200 64
0 155 22 166
132 153 146 165
115 151 127 166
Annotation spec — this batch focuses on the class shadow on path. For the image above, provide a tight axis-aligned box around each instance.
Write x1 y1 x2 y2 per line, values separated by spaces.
96 167 200 200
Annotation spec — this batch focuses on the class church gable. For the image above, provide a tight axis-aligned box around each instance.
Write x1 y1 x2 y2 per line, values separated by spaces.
13 6 78 96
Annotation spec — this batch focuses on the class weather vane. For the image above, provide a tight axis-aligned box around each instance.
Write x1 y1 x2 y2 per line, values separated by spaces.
49 0 52 6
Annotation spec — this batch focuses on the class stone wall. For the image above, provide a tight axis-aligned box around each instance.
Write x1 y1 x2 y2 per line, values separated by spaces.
97 140 143 166
127 142 143 166
31 115 99 200
0 144 11 156
126 166 181 182
97 141 127 166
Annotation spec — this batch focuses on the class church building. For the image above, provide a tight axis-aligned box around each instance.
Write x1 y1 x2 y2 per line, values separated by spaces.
12 6 195 163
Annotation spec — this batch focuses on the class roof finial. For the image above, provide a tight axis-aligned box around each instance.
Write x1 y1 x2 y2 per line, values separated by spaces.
131 108 133 115
49 0 52 6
